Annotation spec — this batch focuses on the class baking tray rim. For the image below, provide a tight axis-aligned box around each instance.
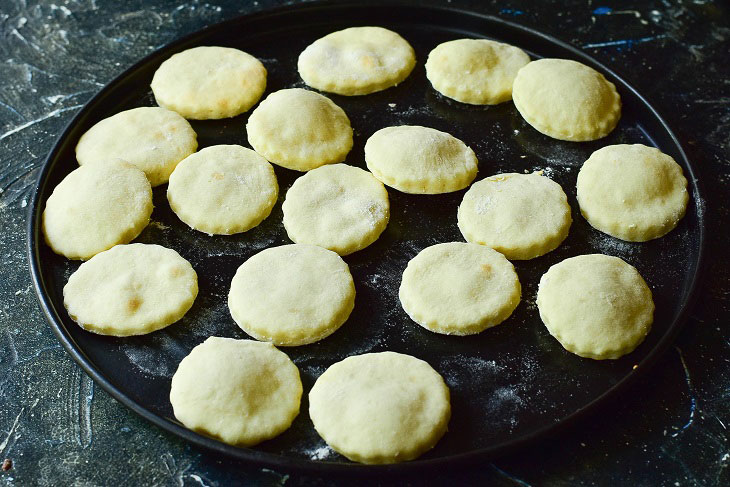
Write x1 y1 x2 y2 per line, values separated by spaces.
26 0 706 475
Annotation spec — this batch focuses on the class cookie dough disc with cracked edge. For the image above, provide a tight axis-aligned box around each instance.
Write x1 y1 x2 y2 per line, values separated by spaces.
170 337 302 447
42 159 153 260
577 144 689 241
309 351 450 464
282 164 389 255
246 88 353 171
298 26 416 96
457 172 572 260
399 242 521 335
75 106 198 186
425 39 530 105
536 254 654 360
512 58 621 141
365 125 478 194
167 145 278 235
228 244 355 346
151 46 267 119
63 243 198 336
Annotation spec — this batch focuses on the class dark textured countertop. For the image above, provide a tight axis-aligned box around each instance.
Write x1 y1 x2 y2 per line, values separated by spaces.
1 0 728 485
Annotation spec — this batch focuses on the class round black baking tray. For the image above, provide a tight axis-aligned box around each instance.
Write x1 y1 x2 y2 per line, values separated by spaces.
28 1 704 475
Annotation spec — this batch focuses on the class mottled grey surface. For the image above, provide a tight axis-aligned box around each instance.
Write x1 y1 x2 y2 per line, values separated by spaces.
1 0 729 486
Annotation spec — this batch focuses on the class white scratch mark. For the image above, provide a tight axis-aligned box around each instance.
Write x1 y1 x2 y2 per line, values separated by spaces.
0 100 24 119
162 452 193 487
77 375 94 448
15 344 62 365
0 408 24 454
583 35 666 49
11 28 41 51
188 473 213 487
260 468 289 485
0 105 82 141
491 464 533 486
3 329 18 366
671 347 696 437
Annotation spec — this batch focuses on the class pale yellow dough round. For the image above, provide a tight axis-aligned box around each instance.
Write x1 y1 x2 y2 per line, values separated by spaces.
228 244 355 346
42 159 152 260
309 351 450 464
167 145 278 235
170 337 302 446
75 107 198 186
512 58 621 141
298 26 416 96
246 88 353 171
151 46 267 120
399 242 521 335
536 254 654 360
365 125 478 194
577 144 689 241
458 172 572 260
282 164 389 255
63 243 198 336
425 39 530 105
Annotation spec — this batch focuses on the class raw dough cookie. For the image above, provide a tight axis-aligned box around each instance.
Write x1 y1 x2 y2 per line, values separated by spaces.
425 39 530 105
76 107 198 186
170 337 302 446
399 242 521 335
282 164 389 255
536 254 654 360
365 125 478 194
167 145 278 235
512 58 621 141
457 172 572 260
298 26 416 96
309 351 450 464
246 88 353 171
151 46 266 119
228 244 355 346
42 159 152 260
63 243 198 336
577 144 689 241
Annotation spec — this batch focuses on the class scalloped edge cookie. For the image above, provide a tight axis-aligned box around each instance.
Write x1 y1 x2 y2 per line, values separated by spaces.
246 88 353 171
576 144 689 241
425 38 530 105
457 172 572 259
399 242 521 335
309 351 450 464
228 244 356 346
75 106 198 186
151 46 267 119
282 164 389 255
512 58 621 141
42 159 153 260
167 145 278 235
170 337 302 446
298 26 416 96
63 243 198 336
365 125 478 194
536 254 654 360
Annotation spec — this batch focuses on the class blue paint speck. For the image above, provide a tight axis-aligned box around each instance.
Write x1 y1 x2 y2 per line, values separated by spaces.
500 8 524 16
583 34 666 49
593 6 613 15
